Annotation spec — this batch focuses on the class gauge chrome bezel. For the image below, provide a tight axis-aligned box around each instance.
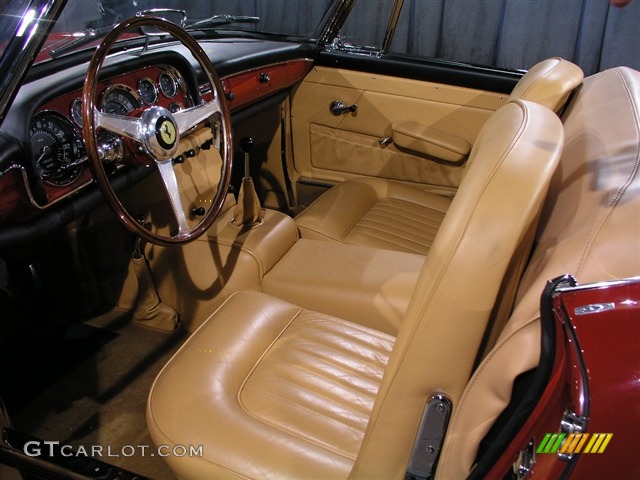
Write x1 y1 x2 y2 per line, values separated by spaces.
158 71 178 98
29 110 85 187
99 84 143 114
70 97 84 127
137 77 158 105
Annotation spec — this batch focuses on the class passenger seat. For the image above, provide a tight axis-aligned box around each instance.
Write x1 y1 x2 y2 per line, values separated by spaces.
436 66 640 479
294 57 583 255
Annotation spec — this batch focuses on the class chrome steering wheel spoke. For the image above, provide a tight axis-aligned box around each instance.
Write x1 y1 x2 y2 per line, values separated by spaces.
156 159 191 237
173 99 220 136
95 109 143 142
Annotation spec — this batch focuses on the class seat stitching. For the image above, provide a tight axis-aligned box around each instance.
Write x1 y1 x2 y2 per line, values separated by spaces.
293 322 394 360
265 353 381 399
355 218 440 241
274 343 388 385
245 377 370 431
368 201 448 223
348 226 435 253
242 386 364 460
364 207 445 226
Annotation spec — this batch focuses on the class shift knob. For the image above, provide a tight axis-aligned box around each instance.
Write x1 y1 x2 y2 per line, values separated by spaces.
239 137 254 154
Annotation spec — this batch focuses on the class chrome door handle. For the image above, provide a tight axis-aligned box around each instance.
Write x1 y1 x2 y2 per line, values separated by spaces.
330 101 357 116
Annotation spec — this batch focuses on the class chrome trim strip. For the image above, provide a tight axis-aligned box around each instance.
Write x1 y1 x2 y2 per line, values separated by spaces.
556 276 640 293
318 0 357 47
0 0 65 125
382 0 405 54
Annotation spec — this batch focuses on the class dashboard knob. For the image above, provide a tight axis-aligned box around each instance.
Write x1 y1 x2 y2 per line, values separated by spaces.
259 72 270 83
239 137 254 154
191 207 206 217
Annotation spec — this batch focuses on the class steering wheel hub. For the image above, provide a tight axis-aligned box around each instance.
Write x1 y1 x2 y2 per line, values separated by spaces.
141 106 179 159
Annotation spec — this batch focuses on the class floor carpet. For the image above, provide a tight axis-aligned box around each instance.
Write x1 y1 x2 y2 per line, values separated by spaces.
3 308 188 480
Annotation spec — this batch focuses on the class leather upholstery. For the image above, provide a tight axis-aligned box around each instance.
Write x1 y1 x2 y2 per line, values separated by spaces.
147 290 393 479
507 57 584 112
147 99 564 479
295 177 451 255
263 238 425 335
294 57 582 256
437 67 640 479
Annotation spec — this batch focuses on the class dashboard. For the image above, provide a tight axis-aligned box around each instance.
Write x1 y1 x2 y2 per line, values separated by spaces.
29 64 193 205
0 39 313 246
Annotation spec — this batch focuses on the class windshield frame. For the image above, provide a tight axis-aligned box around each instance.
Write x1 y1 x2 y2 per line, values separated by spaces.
0 0 66 126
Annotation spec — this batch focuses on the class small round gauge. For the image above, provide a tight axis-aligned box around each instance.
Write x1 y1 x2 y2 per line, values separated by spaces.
137 77 158 105
169 102 183 113
70 97 83 127
29 112 83 186
100 85 142 115
159 71 178 98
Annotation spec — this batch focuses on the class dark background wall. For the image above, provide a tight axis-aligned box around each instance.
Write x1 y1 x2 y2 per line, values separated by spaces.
338 0 640 74
53 0 640 76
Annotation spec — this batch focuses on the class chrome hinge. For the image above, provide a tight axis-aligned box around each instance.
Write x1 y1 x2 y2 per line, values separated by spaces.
325 36 383 58
406 394 452 480
512 440 536 480
557 409 587 461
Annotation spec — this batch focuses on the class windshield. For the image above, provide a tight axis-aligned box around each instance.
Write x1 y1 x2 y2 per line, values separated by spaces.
1 0 333 64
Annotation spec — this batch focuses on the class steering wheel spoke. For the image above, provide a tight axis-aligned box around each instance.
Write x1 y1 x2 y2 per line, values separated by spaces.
156 159 192 237
96 109 144 142
173 99 220 135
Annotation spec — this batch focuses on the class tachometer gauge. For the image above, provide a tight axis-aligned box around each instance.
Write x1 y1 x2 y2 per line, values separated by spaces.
100 85 142 115
137 77 158 105
159 71 178 98
29 112 84 186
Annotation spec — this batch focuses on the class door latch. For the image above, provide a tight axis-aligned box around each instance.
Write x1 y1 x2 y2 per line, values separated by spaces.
330 101 357 116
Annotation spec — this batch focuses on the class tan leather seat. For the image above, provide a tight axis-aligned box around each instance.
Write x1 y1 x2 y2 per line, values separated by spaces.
437 66 640 479
146 99 563 479
295 57 583 255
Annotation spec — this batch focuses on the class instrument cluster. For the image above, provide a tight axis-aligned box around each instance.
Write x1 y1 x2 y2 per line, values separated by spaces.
28 65 192 203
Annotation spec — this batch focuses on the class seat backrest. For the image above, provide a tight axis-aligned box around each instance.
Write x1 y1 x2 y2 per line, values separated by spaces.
437 67 640 479
348 99 564 479
508 57 584 113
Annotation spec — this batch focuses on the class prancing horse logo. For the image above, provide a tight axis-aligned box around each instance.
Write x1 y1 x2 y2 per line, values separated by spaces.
158 119 176 147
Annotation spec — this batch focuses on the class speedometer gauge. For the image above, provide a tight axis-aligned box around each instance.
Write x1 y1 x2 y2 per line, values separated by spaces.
30 112 84 186
100 85 142 115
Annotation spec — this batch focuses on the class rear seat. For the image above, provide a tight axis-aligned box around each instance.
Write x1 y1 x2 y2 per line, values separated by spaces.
437 66 640 479
294 58 583 256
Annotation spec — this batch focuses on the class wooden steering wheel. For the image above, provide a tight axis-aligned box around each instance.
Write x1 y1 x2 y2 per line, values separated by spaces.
82 16 232 246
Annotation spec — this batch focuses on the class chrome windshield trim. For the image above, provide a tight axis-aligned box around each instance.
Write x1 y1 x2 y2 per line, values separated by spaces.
0 0 64 126
317 0 356 47
381 0 405 53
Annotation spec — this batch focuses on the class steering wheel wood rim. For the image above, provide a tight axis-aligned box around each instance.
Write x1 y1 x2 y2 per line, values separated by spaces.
82 16 232 246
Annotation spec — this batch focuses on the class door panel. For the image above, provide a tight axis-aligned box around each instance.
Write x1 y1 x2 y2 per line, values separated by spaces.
291 65 508 193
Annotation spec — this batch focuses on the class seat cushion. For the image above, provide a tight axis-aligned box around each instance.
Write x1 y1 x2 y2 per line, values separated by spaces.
295 177 452 255
147 290 394 480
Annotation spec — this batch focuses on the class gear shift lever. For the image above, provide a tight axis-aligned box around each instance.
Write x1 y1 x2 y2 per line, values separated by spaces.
231 136 262 227
240 136 254 178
